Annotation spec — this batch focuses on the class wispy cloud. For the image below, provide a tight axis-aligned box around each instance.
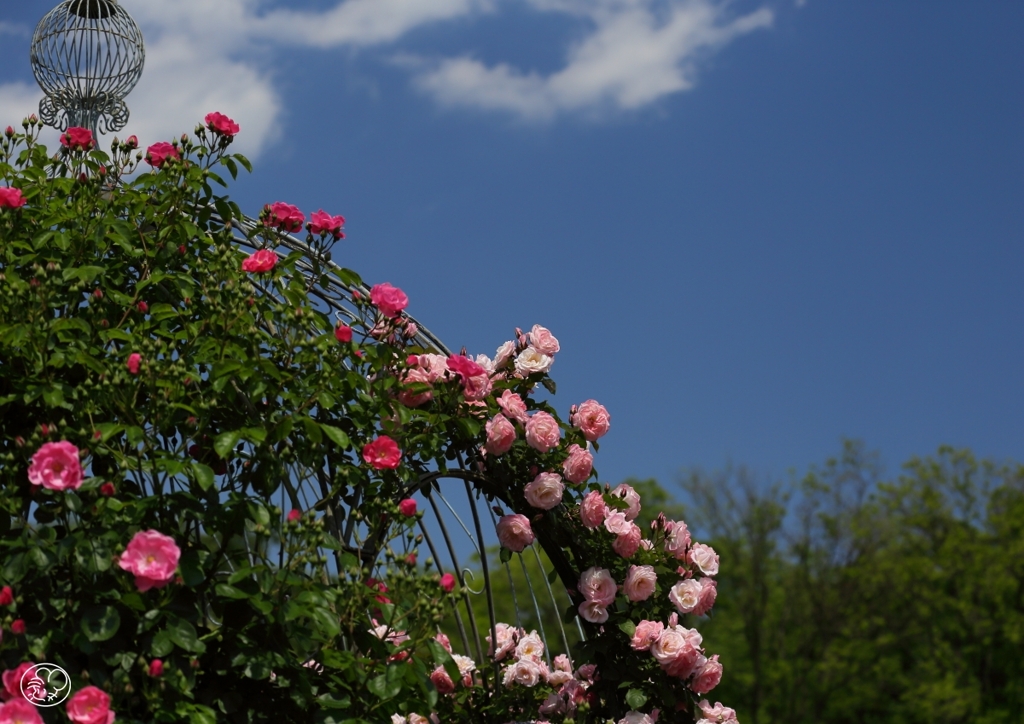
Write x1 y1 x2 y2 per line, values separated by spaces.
0 0 771 157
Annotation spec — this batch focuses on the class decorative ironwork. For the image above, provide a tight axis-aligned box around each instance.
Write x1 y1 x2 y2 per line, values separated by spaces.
30 0 144 136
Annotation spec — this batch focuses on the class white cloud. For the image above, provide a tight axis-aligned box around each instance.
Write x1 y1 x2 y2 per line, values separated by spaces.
413 0 773 119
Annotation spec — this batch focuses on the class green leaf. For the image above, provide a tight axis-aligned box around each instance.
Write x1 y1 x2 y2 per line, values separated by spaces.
193 462 215 491
151 630 174 657
214 430 241 459
367 666 404 701
81 605 121 642
214 584 250 600
302 417 323 444
541 377 557 394
625 688 648 710
167 617 205 653
320 424 350 449
179 550 205 587
618 620 637 637
499 547 512 563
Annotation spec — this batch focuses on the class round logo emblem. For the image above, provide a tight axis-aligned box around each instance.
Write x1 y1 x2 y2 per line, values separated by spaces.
20 663 71 707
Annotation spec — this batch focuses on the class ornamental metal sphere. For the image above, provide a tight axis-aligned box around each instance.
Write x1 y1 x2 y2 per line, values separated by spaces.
30 0 145 135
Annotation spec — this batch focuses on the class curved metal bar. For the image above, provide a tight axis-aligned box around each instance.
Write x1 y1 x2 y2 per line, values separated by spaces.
417 519 473 659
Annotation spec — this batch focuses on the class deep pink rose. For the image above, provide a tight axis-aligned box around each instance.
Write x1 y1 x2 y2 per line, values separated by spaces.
66 685 114 724
0 699 43 724
613 522 642 558
691 655 723 694
28 441 83 491
398 499 417 517
99 482 116 497
693 578 718 617
370 283 409 318
398 367 434 407
148 659 164 677
611 483 641 520
578 566 616 606
485 414 516 456
440 573 457 592
126 353 142 375
118 530 181 592
579 490 607 529
523 472 564 510
496 514 534 552
430 666 455 694
528 324 560 356
287 509 302 522
362 436 401 470
241 249 278 273
0 588 11 606
1 662 34 702
631 619 664 651
524 412 560 453
263 202 305 233
497 390 529 424
689 543 720 576
624 565 657 602
60 127 94 151
577 600 608 624
309 210 346 239
334 324 352 343
669 579 702 614
446 355 485 381
8 621 23 636
145 141 179 168
562 444 593 484
205 111 240 137
0 188 26 209
571 399 611 442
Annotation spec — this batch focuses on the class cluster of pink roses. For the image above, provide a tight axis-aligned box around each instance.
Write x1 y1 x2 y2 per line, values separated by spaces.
261 201 345 239
633 612 723 694
429 633 477 694
580 483 644 558
0 663 115 724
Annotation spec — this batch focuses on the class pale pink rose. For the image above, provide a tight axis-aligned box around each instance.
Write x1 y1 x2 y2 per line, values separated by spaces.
487 623 517 660
502 659 542 687
524 412 560 453
514 630 545 662
539 692 565 717
640 539 654 551
497 390 529 424
553 654 572 673
66 685 114 724
529 324 560 356
689 543 720 576
28 441 83 491
462 373 493 401
610 483 641 520
603 510 631 536
669 579 702 614
579 490 608 529
524 472 564 510
117 530 181 592
650 625 697 668
578 566 616 606
624 565 657 602
0 700 43 724
577 600 608 624
485 414 516 456
571 399 610 441
370 282 409 318
434 632 452 653
546 669 572 686
575 664 597 682
398 366 434 407
619 713 654 724
613 523 642 558
663 520 691 559
691 655 723 694
474 354 495 375
630 620 664 651
514 348 553 376
693 579 718 617
430 666 455 694
493 341 515 369
698 700 738 723
496 514 534 552
417 354 449 382
561 444 593 484
408 715 430 724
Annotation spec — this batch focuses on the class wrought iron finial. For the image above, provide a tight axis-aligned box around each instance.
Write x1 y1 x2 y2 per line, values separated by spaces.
30 0 145 137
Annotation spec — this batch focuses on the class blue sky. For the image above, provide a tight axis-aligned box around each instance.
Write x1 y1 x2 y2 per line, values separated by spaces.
2 0 1022 489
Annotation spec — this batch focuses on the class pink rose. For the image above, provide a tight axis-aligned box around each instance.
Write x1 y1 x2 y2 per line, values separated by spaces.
619 713 654 724
363 436 402 470
148 659 164 677
578 566 616 606
577 600 608 624
435 632 452 653
486 622 517 660
571 399 610 441
263 202 305 233
611 483 641 520
205 111 240 137
694 579 717 617
335 324 353 343
515 630 545 661
28 441 83 491
126 353 142 375
502 659 542 687
539 692 565 717
60 126 94 151
524 412 560 453
446 355 485 381
623 565 657 602
524 472 565 510
561 444 593 484
398 367 433 407
497 390 529 424
440 573 457 592
698 700 738 723
0 700 43 724
241 249 278 273
689 543 720 576
485 414 516 456
416 354 449 382
612 523 642 558
309 210 345 239
430 666 455 694
514 348 553 376
650 625 699 670
145 141 179 168
529 324 560 356
603 510 631 536
67 685 114 724
370 283 409 318
462 373 493 401
691 655 723 694
493 341 515 369
9 621 23 636
287 509 301 522
398 499 417 517
553 654 572 673
669 579 702 614
2 662 34 701
663 520 691 559
0 587 11 606
0 188 26 209
630 620 664 651
579 490 608 529
496 514 534 552
118 530 181 592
